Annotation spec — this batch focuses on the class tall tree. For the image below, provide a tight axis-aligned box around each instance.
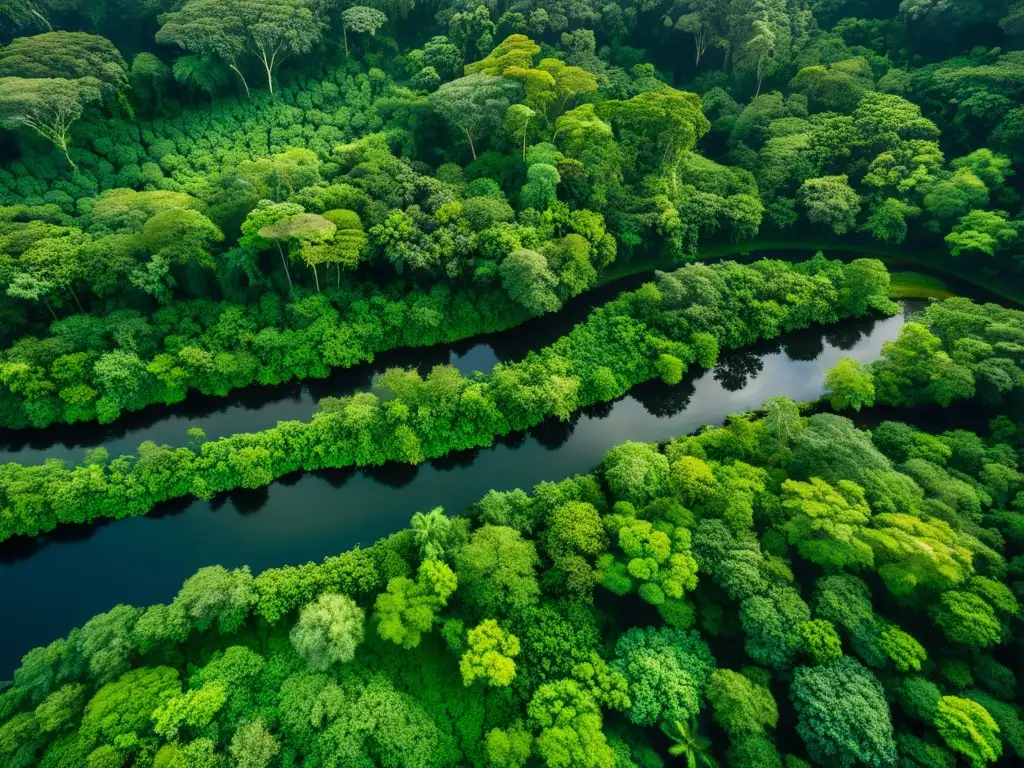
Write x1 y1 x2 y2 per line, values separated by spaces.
229 719 280 768
537 58 597 123
505 104 535 161
158 0 324 96
258 212 336 292
724 0 810 97
597 89 710 191
340 6 387 58
155 0 252 98
289 593 365 670
791 657 897 767
240 201 303 295
430 74 521 159
799 175 862 234
0 0 56 32
319 208 367 283
673 0 729 68
239 0 322 94
0 77 101 169
0 32 129 101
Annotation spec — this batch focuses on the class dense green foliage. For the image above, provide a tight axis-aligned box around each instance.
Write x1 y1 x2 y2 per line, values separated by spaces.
3 2 1024 766
0 254 892 541
0 133 627 429
3 405 1023 767
2 0 1023 433
827 295 1024 411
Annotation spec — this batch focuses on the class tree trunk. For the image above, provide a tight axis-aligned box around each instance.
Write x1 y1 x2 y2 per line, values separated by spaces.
344 25 349 56
58 136 77 171
311 264 320 292
755 71 765 99
30 8 52 30
465 127 477 160
42 298 57 321
522 117 529 162
70 290 84 314
275 240 294 297
663 141 678 195
229 63 251 99
259 47 276 95
337 264 341 287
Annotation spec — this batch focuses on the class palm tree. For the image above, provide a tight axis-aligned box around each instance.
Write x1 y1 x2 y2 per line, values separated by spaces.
662 718 718 768
410 508 450 561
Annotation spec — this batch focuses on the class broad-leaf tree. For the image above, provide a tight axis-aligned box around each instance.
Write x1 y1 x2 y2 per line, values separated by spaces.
340 6 387 58
0 76 101 169
158 0 323 96
430 73 522 159
289 593 365 670
0 32 129 100
156 0 252 98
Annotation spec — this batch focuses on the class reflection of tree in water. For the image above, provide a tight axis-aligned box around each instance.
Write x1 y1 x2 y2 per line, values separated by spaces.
151 495 195 519
824 324 865 351
0 535 43 565
363 462 419 489
0 515 106 565
495 430 528 449
225 486 271 516
531 412 580 450
582 397 621 421
714 350 765 391
632 377 697 417
903 299 927 321
317 466 356 489
781 332 825 362
429 447 480 472
277 470 304 487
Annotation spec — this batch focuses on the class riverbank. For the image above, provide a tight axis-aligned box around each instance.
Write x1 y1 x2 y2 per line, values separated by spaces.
0 259 882 544
0 248 960 468
0 273 656 467
0 307 906 677
0 238 1007 440
598 238 1019 306
887 271 956 300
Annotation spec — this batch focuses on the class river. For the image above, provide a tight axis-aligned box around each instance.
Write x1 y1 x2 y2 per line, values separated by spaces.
0 274 656 467
0 303 914 676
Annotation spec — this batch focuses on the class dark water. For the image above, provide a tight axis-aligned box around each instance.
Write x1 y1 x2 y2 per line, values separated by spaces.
0 274 654 466
0 306 911 677
0 250 1004 467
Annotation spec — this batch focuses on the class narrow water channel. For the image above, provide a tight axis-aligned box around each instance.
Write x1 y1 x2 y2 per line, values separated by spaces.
0 306 913 676
0 273 654 466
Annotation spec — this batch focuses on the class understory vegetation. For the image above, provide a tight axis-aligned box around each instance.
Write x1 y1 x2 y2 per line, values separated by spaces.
3 407 1024 768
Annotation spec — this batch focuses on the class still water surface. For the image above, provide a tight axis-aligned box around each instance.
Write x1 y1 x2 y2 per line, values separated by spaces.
0 304 913 676
0 275 656 466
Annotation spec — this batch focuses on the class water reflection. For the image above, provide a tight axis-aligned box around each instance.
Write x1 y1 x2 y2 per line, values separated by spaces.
632 377 697 418
0 274 654 467
0 309 908 675
714 351 766 391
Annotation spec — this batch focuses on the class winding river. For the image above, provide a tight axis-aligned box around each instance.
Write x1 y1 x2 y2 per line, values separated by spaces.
0 302 914 676
0 274 656 467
